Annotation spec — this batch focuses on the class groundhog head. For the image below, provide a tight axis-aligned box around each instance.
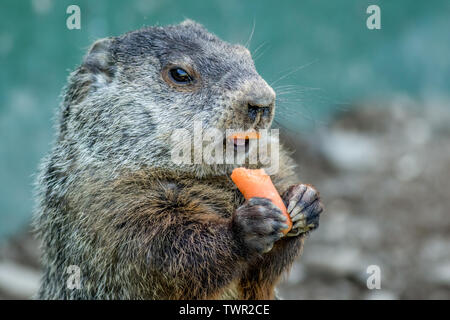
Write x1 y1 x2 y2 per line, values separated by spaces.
62 20 276 176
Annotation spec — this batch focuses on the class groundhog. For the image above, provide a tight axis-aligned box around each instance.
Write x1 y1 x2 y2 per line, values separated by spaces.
34 20 323 299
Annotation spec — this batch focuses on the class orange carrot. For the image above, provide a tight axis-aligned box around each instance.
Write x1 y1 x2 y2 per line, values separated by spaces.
231 167 292 235
227 131 261 140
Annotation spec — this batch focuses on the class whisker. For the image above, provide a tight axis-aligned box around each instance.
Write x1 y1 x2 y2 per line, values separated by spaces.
269 59 319 87
274 84 321 91
252 41 267 57
253 43 271 62
245 19 256 49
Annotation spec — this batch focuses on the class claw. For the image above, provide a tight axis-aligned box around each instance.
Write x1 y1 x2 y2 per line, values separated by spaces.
293 219 307 230
290 206 304 217
302 188 319 205
287 200 296 214
286 229 302 237
286 185 307 213
292 213 306 223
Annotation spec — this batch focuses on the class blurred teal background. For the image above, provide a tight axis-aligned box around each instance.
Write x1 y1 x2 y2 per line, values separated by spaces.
1 0 449 239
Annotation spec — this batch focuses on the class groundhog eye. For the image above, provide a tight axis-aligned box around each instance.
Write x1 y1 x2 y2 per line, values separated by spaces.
169 67 193 84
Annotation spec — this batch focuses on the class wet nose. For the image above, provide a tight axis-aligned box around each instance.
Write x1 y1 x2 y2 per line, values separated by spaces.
245 86 276 122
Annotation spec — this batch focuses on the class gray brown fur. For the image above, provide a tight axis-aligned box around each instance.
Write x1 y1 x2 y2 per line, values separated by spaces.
34 20 322 299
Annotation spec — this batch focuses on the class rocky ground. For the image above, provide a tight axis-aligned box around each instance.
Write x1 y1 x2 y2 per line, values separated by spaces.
279 96 450 299
1 97 450 299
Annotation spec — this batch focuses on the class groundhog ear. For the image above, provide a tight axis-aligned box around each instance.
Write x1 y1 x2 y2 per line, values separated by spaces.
83 37 115 83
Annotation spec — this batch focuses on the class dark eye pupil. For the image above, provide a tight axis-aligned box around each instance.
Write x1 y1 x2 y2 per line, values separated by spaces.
169 68 192 83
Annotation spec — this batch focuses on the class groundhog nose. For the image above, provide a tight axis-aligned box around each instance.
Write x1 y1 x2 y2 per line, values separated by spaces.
246 86 276 122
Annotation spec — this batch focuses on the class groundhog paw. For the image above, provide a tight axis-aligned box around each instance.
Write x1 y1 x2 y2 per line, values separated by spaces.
233 197 289 254
282 184 323 237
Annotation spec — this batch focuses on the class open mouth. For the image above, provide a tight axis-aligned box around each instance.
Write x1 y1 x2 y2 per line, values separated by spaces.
232 137 250 153
224 131 260 154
